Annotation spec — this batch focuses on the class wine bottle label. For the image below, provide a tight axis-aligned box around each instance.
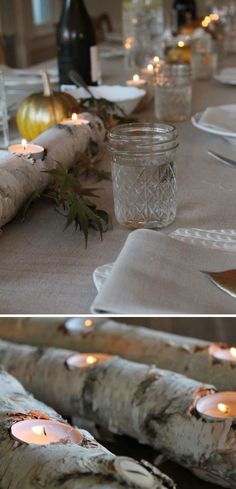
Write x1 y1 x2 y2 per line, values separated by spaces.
90 46 101 83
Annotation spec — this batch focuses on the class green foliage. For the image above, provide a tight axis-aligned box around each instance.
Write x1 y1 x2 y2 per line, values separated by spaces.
20 163 111 247
79 97 137 129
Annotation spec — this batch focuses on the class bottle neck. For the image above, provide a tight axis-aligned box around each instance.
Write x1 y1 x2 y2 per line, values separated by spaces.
61 0 90 19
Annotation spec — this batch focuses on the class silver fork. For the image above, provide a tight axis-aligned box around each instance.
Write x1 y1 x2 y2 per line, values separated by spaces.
208 150 236 168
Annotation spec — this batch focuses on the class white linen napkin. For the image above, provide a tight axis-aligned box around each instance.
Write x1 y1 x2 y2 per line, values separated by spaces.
91 229 236 314
218 68 236 81
199 105 236 134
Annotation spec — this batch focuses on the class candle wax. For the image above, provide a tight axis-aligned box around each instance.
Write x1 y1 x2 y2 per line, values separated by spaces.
10 419 84 445
66 352 112 369
196 392 236 421
65 317 94 334
8 143 44 159
209 345 236 363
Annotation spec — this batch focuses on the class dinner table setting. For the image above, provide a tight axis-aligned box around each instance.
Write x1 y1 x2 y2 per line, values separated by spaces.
1 6 236 314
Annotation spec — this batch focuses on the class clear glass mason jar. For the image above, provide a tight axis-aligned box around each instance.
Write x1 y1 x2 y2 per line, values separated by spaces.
191 37 218 80
154 62 192 122
107 123 178 230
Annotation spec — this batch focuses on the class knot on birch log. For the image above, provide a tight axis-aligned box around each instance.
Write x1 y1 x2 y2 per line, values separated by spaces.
113 457 159 489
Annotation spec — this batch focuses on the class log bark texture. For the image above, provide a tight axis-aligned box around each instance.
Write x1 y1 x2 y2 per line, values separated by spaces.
0 368 173 489
0 339 235 488
0 114 105 227
0 317 235 391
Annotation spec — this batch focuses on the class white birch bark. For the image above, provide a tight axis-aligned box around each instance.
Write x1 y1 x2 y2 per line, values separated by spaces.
0 113 105 227
0 368 172 489
0 339 235 488
0 317 235 392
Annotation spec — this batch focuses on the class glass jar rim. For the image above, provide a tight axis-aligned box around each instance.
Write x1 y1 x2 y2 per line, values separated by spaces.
107 122 178 156
155 62 191 77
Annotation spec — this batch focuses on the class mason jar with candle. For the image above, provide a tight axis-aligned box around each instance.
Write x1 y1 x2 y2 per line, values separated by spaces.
154 62 192 122
191 36 218 80
108 123 178 229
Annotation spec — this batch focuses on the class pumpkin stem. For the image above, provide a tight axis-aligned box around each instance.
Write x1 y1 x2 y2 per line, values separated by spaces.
41 70 52 96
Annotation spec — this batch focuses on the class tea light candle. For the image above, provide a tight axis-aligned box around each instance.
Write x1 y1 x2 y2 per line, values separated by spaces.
61 113 90 125
64 317 95 334
10 419 84 445
141 64 154 78
209 345 236 364
196 392 236 421
8 139 44 160
126 74 147 89
66 353 112 369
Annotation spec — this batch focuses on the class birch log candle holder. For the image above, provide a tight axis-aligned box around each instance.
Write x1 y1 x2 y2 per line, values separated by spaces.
1 317 235 392
0 340 236 487
0 369 173 489
0 113 105 228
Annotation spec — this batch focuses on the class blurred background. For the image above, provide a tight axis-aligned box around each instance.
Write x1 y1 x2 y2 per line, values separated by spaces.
115 317 236 343
0 0 230 67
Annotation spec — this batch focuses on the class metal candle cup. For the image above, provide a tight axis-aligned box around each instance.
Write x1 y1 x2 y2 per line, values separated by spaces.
10 419 84 445
209 345 236 364
8 139 44 160
196 392 236 421
66 353 112 369
61 113 90 125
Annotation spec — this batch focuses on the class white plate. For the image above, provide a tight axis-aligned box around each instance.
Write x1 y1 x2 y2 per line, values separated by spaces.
191 108 236 145
214 74 236 86
214 68 236 86
65 85 146 115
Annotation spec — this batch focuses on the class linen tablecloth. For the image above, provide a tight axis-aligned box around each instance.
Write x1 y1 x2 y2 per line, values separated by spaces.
1 57 236 313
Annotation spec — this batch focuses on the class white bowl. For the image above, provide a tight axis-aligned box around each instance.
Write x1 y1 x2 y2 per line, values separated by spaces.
64 85 146 115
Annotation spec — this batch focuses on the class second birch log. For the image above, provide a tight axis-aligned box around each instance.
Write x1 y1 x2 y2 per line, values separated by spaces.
0 317 235 391
0 368 172 489
0 339 235 488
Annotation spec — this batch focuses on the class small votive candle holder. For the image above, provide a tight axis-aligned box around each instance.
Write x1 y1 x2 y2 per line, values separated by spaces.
10 419 84 445
154 62 192 122
196 392 236 422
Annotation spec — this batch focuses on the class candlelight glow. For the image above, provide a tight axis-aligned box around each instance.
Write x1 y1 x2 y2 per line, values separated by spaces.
230 347 236 358
178 41 185 48
218 403 229 414
32 425 46 436
210 13 219 21
86 355 97 365
147 64 154 73
133 74 140 82
71 113 78 121
124 36 133 49
84 319 93 328
21 139 27 150
153 56 160 63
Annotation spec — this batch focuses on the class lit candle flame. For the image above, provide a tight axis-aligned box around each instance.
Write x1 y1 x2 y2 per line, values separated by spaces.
230 347 236 358
218 403 229 414
202 15 211 28
84 319 93 328
147 64 153 73
124 37 133 50
32 425 46 436
86 355 97 365
153 56 160 64
21 139 27 150
178 41 185 48
71 113 78 121
133 74 140 82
